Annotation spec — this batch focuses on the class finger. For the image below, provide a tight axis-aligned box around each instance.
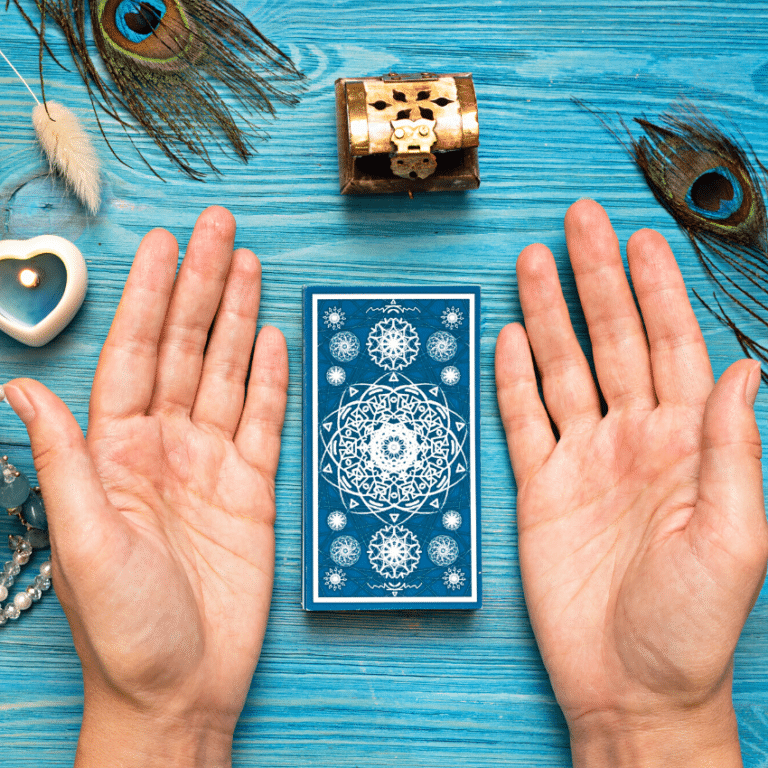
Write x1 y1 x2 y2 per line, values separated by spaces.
627 228 714 406
517 242 601 432
2 379 121 567
495 322 556 488
151 206 237 415
564 199 654 408
90 228 179 420
691 360 767 586
235 326 289 479
191 249 262 436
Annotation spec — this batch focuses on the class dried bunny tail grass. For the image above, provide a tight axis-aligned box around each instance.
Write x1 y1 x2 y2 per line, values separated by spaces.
32 101 101 215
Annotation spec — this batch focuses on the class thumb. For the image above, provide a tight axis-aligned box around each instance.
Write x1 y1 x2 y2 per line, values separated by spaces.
2 378 115 561
691 359 768 585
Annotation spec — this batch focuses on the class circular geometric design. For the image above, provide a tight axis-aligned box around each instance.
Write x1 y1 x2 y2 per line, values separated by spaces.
440 366 460 386
441 306 464 330
367 317 420 371
367 525 421 579
443 566 466 590
369 422 419 473
324 567 347 591
327 510 347 531
324 306 346 330
330 331 360 362
326 366 346 386
320 373 469 518
428 535 459 566
442 510 462 531
426 331 457 362
330 535 361 566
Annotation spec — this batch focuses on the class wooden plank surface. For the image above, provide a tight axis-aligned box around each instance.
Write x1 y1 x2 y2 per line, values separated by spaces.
2 1 768 764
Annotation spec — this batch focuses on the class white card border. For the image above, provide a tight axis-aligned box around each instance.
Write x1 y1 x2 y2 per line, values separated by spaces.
312 291 478 604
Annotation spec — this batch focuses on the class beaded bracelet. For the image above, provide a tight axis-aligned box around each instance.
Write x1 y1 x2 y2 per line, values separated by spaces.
0 455 51 625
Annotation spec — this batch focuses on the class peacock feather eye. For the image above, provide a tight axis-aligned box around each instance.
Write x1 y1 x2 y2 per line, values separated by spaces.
685 166 745 221
114 0 166 43
99 0 192 62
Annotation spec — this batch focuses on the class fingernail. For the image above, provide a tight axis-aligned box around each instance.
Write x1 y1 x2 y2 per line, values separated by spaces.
2 384 35 424
745 361 762 407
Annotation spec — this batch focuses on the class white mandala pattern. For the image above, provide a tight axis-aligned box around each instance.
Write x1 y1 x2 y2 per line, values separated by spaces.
320 373 468 518
324 567 347 591
440 366 460 386
441 306 464 330
327 510 347 531
442 510 462 531
428 535 459 566
324 307 346 330
426 331 457 362
330 332 360 362
330 535 361 566
326 366 346 386
443 566 466 590
366 318 420 371
368 525 421 579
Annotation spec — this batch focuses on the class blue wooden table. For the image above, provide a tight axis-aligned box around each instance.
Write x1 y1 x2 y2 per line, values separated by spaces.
2 1 768 765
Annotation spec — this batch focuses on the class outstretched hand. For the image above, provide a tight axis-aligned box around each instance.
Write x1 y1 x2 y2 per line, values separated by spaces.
4 206 288 768
496 200 768 767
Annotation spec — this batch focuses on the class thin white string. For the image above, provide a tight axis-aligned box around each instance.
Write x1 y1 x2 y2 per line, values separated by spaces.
0 47 41 106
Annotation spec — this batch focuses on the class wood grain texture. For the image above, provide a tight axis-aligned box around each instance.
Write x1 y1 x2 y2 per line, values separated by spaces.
1 1 768 765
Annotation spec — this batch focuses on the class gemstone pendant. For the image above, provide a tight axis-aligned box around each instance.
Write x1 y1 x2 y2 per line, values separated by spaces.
0 236 88 346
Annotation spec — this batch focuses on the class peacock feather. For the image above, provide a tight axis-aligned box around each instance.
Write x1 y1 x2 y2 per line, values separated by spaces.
8 0 304 179
581 100 768 378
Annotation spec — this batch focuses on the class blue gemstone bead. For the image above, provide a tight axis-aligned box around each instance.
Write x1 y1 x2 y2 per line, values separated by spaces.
21 491 47 531
0 472 30 508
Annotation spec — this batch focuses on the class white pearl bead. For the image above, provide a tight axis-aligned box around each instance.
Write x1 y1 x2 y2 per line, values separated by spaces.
0 585 7 602
39 561 52 579
14 592 32 611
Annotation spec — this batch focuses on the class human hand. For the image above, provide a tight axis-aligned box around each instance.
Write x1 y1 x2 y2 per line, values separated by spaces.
3 206 288 768
495 200 768 767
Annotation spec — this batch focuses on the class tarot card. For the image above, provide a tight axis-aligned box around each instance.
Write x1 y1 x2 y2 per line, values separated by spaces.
302 287 481 610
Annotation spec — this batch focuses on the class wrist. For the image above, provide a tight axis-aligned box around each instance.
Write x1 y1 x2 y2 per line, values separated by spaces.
568 698 742 768
76 686 237 768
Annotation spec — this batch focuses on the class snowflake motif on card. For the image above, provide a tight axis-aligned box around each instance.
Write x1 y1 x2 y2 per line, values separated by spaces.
323 307 346 330
324 567 347 591
367 525 421 579
426 331 457 362
330 535 361 566
441 306 464 330
428 535 459 566
327 510 347 531
330 331 360 362
366 318 421 371
442 566 466 590
442 510 462 531
320 373 469 519
326 366 346 386
440 366 460 386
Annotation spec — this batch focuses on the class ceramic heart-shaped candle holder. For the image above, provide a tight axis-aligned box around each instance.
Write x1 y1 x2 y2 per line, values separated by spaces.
0 236 88 346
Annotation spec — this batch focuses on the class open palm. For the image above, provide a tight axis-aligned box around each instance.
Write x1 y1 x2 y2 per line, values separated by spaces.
5 207 288 759
496 201 767 763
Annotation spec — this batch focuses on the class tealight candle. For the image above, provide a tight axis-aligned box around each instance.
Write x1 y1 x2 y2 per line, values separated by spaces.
0 235 87 346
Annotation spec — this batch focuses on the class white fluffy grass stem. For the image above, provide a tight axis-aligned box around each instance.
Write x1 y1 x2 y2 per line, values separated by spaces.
32 101 101 215
0 45 101 215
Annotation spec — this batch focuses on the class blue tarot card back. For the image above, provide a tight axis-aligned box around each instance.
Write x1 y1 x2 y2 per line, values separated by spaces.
302 287 481 610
